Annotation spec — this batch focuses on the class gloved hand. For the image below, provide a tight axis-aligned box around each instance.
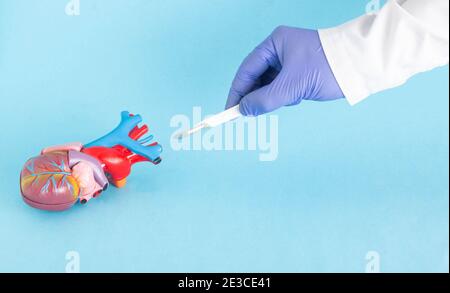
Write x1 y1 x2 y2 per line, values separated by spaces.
225 26 345 116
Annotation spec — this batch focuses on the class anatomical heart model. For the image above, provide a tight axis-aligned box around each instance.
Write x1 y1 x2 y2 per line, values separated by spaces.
20 112 162 211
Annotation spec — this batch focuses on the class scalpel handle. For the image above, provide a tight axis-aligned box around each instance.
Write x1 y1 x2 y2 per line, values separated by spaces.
204 105 242 127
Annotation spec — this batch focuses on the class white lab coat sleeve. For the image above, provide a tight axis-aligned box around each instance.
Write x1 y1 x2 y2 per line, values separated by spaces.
318 0 449 106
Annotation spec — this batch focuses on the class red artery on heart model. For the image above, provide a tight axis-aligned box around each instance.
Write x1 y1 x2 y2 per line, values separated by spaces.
19 111 162 211
82 121 160 188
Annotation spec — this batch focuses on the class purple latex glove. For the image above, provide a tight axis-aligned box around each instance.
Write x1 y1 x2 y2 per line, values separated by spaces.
226 26 345 116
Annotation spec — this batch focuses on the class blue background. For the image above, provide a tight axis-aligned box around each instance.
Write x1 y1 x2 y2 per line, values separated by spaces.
0 0 448 273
